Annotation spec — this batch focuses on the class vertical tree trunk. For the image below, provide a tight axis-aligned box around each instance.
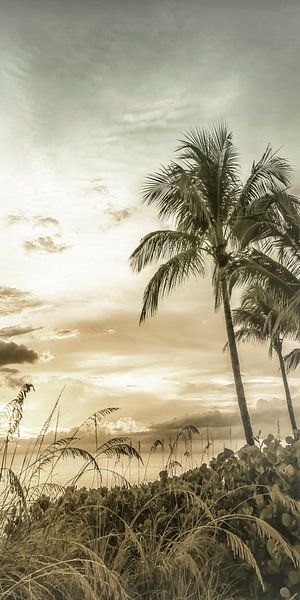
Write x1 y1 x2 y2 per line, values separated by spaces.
222 280 254 446
276 345 299 439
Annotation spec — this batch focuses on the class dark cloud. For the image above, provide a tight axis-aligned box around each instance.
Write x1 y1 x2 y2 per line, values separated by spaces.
144 396 300 444
151 410 241 436
0 340 38 366
24 235 69 253
0 325 41 338
0 367 26 389
0 286 42 316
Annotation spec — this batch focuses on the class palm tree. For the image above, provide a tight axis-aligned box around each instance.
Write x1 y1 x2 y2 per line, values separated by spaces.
129 123 296 446
232 284 299 438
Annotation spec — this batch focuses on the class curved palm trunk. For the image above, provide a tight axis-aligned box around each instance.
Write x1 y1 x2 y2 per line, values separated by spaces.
221 280 254 446
276 345 299 439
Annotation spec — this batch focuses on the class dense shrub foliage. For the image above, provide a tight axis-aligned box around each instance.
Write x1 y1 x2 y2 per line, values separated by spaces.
10 435 298 600
182 435 300 598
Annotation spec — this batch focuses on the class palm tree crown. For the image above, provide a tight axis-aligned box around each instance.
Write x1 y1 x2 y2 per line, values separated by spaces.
232 284 299 437
232 285 298 355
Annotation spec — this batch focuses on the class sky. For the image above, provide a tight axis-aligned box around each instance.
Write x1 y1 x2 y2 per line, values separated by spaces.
0 0 299 444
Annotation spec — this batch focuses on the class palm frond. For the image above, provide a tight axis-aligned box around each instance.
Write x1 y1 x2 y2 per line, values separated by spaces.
262 216 300 277
139 248 205 323
232 284 298 353
228 250 300 300
179 122 239 177
179 123 240 224
240 144 292 206
284 348 300 372
142 162 189 221
129 229 202 273
143 161 214 237
232 194 282 248
233 194 300 280
272 288 300 338
234 326 268 345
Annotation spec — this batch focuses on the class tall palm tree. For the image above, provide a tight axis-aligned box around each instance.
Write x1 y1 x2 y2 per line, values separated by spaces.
232 284 299 438
129 123 296 446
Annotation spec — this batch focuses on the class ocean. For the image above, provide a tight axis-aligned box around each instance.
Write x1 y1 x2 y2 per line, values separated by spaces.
2 438 245 489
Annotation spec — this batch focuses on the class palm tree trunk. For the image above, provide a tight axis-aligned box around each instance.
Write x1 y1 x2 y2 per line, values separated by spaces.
276 345 299 439
221 280 254 446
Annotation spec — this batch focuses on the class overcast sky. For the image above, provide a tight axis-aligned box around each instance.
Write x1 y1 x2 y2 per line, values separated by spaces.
0 0 299 442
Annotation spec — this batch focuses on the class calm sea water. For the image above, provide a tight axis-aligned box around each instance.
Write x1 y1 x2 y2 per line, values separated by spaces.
3 438 245 489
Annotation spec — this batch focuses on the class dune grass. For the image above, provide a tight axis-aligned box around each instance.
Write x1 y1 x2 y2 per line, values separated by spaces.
0 385 298 599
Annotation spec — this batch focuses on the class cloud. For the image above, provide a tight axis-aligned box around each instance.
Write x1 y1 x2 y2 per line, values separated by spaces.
33 216 60 228
152 409 240 436
144 396 300 444
7 213 60 229
0 286 42 316
24 235 70 253
74 303 219 360
106 207 131 223
0 367 26 389
101 203 132 229
40 351 55 362
90 179 109 195
43 328 79 340
0 325 41 338
7 213 29 225
118 99 191 132
0 340 38 366
103 416 149 435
